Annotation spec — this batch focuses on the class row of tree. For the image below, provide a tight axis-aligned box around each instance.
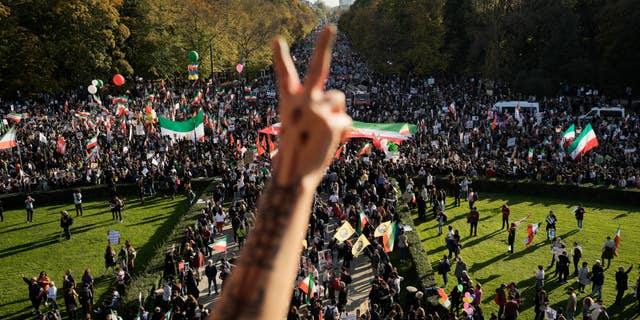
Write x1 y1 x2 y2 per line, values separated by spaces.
0 0 319 97
339 0 640 96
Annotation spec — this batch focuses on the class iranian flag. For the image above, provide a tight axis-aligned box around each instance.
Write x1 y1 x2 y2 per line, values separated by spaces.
244 84 252 93
562 124 575 148
91 94 102 106
399 123 411 136
0 127 17 149
448 102 457 118
7 113 23 123
527 147 534 161
614 225 620 257
356 211 368 234
158 110 204 142
357 143 371 156
209 237 227 252
191 90 204 106
86 133 98 149
260 121 417 143
492 115 497 130
244 94 257 102
567 124 598 160
298 274 316 302
75 111 90 119
382 221 397 253
57 136 66 155
524 222 540 247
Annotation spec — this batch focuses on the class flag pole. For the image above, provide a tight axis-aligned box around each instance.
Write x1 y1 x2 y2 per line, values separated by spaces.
16 133 25 192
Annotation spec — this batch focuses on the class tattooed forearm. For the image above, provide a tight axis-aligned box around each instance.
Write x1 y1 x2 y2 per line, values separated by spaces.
213 182 305 320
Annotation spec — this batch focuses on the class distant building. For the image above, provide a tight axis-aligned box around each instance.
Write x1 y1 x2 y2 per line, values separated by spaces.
339 0 354 7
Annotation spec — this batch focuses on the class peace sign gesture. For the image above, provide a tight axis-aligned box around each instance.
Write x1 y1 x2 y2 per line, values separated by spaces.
209 26 351 320
271 25 352 188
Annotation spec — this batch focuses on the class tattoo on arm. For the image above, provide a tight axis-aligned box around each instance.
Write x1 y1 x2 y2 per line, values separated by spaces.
216 182 302 319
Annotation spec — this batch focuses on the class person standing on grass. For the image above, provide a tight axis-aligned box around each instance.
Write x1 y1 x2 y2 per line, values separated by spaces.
534 289 548 320
577 262 590 293
467 188 477 209
507 223 516 254
73 189 83 217
437 255 451 287
565 287 577 320
104 244 117 275
601 236 615 269
467 207 479 237
25 194 35 223
501 204 510 230
534 265 545 291
22 275 42 314
571 242 582 275
60 211 72 240
574 205 585 230
545 211 557 240
614 264 633 305
590 260 604 299
494 284 507 319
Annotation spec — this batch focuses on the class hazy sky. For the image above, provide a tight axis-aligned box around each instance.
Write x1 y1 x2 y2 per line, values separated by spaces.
318 0 340 8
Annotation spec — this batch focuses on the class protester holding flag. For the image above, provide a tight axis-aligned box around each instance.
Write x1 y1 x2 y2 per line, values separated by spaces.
601 236 616 269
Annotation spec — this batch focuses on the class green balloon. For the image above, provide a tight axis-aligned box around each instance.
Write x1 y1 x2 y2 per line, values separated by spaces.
97 79 104 88
188 50 199 62
457 284 463 292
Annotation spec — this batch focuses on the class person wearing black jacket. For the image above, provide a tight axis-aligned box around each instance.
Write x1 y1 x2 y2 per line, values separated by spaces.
204 259 218 295
614 264 633 305
21 275 42 314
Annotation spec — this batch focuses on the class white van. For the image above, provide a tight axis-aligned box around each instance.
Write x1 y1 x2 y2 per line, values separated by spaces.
493 101 540 114
579 107 625 120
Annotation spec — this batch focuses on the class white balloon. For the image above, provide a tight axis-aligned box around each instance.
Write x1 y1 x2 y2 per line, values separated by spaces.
91 79 98 86
88 85 97 94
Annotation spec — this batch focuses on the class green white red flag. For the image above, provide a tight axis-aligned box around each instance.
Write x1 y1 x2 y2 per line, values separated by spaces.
209 237 227 252
382 221 397 252
567 124 598 160
0 127 17 149
7 113 23 123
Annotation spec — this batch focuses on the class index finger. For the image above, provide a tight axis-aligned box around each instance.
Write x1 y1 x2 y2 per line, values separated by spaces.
272 37 301 97
304 25 336 94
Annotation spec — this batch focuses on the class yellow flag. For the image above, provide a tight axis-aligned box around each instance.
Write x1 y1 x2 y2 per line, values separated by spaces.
374 221 392 237
334 221 355 243
352 234 371 257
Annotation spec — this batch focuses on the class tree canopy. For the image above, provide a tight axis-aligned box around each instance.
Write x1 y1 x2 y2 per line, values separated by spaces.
0 0 317 97
339 0 640 95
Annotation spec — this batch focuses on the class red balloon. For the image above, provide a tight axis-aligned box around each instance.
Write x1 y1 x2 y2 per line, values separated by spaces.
113 74 125 86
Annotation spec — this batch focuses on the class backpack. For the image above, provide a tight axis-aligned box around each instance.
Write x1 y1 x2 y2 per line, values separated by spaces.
323 306 336 320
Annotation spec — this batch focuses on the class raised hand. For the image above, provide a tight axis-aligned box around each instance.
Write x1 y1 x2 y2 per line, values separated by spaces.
271 25 352 187
209 25 351 320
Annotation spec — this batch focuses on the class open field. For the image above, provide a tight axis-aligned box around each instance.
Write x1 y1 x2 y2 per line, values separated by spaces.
414 192 640 319
0 194 188 320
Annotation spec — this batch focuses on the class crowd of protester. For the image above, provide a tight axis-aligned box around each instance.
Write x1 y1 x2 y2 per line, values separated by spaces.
10 24 640 320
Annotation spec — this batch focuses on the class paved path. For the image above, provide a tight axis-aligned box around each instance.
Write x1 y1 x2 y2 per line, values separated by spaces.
195 218 374 316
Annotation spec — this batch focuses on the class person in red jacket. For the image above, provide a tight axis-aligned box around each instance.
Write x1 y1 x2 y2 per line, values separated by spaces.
494 283 507 319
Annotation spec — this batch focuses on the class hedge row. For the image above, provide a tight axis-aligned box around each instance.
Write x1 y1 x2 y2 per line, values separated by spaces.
412 177 640 207
0 179 212 210
397 201 438 291
110 179 217 317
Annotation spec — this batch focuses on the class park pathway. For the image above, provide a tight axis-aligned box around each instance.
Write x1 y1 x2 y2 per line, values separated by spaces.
195 216 373 317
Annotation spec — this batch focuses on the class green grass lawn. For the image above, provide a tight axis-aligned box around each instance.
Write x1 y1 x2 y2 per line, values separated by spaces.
414 192 640 319
0 194 188 320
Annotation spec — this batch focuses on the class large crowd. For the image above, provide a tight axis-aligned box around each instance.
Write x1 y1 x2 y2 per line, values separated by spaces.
8 24 640 320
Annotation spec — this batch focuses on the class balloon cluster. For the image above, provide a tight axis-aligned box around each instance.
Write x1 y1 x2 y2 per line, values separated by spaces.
437 288 451 308
462 291 476 315
87 79 104 94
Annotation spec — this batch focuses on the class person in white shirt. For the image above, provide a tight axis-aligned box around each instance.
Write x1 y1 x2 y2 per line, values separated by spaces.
47 281 58 309
73 189 83 217
215 211 226 233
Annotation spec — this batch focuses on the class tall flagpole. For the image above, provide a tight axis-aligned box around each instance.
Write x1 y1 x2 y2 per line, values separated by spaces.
15 130 25 192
